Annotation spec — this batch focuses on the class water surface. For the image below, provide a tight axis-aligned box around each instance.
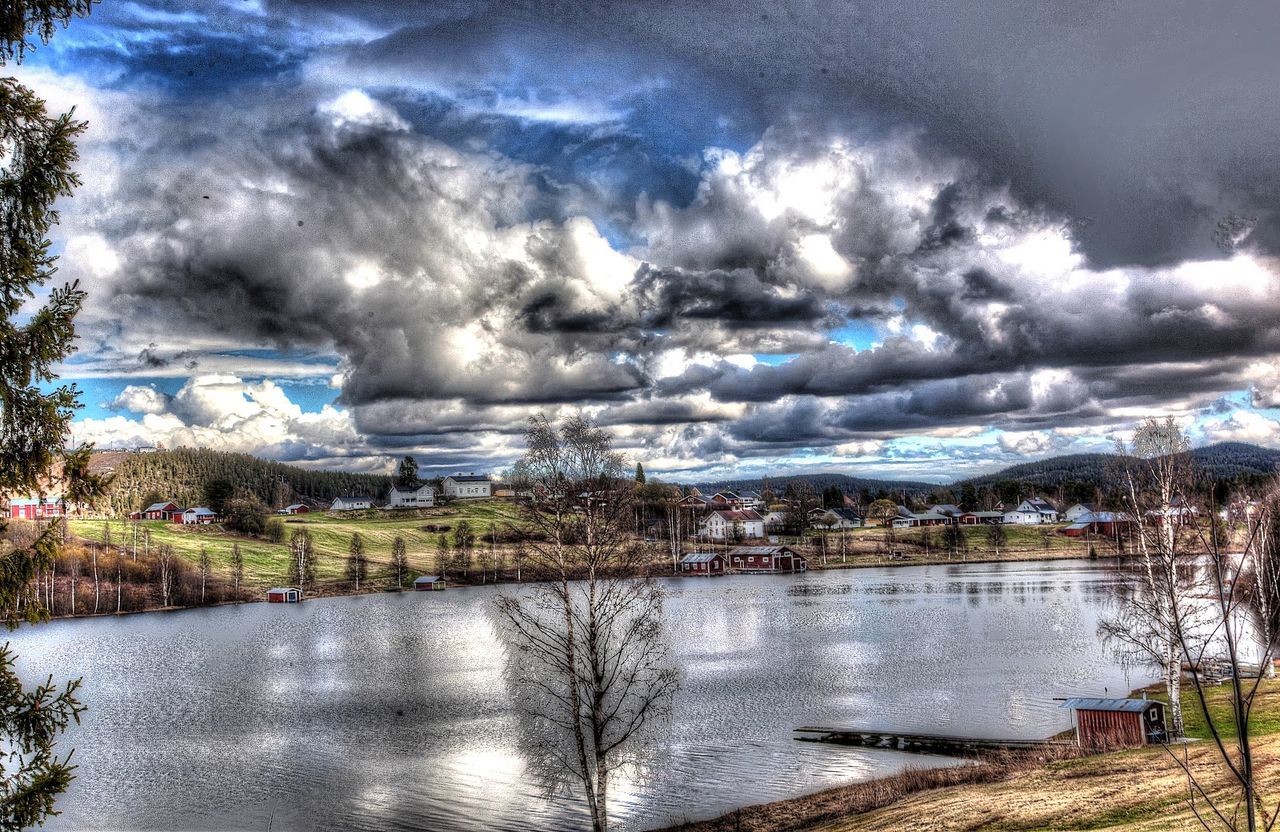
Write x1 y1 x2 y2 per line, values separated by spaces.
9 558 1148 830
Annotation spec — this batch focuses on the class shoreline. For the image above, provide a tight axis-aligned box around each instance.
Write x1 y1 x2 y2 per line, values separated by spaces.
34 548 1116 623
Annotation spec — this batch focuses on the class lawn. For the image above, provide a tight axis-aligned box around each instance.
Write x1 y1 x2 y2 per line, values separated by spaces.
67 500 529 591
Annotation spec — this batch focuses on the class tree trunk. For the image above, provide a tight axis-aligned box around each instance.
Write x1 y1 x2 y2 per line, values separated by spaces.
1166 645 1184 738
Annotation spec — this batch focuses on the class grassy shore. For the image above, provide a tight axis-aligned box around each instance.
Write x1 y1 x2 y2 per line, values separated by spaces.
664 681 1280 832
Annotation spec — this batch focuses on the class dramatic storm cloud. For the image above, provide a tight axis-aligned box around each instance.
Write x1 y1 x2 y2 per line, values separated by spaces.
23 0 1280 479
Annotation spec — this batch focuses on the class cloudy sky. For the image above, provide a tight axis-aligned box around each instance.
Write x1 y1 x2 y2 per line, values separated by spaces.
18 0 1280 482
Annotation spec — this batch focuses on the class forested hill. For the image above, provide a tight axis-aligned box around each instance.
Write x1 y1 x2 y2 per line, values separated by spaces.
957 442 1280 490
91 448 395 515
691 473 937 501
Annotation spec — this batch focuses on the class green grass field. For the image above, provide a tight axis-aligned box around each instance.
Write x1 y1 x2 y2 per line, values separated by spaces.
68 500 527 591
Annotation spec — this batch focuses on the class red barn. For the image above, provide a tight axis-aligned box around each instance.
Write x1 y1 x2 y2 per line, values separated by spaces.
726 545 808 573
8 497 63 519
143 501 181 520
679 551 726 576
267 587 301 603
1062 698 1168 749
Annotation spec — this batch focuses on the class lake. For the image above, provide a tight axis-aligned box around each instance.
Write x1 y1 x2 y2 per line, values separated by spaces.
8 558 1149 830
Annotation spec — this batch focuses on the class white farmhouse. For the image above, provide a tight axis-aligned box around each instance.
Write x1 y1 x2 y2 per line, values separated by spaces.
1003 498 1060 525
443 474 492 499
388 484 436 508
330 496 372 511
699 509 765 541
1063 503 1097 523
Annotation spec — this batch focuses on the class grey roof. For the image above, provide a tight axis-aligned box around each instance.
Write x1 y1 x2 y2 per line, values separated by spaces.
738 490 762 499
414 575 444 583
1064 523 1091 531
727 546 798 556
680 551 723 563
1061 697 1164 713
332 495 371 502
144 501 177 512
931 504 963 516
185 507 216 516
267 587 298 593
965 510 1005 518
447 474 491 482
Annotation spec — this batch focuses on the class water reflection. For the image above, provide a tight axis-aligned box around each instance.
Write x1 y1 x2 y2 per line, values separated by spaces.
8 559 1146 831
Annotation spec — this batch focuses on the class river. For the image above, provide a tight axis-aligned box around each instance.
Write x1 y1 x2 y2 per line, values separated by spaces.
7 558 1149 830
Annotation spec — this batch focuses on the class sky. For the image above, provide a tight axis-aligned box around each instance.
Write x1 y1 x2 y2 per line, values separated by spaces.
15 0 1280 482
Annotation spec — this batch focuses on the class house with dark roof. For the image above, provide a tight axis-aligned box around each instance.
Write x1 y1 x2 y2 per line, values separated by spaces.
1004 498 1060 525
443 474 491 499
809 507 864 529
330 496 372 511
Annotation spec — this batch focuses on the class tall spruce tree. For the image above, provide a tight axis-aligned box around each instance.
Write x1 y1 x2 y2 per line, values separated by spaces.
0 3 95 826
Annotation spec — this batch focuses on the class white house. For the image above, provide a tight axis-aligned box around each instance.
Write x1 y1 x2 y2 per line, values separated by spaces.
180 507 218 525
736 490 764 510
1064 503 1098 523
443 474 492 499
1003 498 1060 525
331 496 372 511
809 507 864 529
388 483 436 508
699 509 765 541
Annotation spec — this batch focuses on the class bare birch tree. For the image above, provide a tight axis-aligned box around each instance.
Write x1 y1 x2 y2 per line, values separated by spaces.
494 416 680 832
155 545 175 608
288 529 316 595
198 546 211 604
230 543 244 601
391 536 407 588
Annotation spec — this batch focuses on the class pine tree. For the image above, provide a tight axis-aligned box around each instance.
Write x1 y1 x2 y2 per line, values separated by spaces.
395 455 419 487
634 462 645 485
391 536 407 588
0 5 94 824
453 520 474 578
345 532 367 591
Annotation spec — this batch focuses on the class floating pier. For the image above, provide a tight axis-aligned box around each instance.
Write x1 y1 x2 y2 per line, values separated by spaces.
794 726 1060 754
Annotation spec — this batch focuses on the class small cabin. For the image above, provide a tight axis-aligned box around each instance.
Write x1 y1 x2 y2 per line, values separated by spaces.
267 587 301 603
1062 697 1168 749
679 551 726 576
414 575 447 591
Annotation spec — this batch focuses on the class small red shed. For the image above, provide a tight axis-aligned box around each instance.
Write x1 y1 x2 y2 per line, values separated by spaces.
1062 697 1168 749
267 587 302 603
679 551 726 576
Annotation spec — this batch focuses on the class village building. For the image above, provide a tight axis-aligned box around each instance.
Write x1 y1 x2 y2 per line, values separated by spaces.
330 496 372 511
678 551 726 576
8 495 64 519
279 503 310 515
1003 498 1060 525
808 507 864 529
1063 503 1098 522
762 510 789 532
142 500 182 521
699 509 765 540
177 507 218 524
958 510 1005 525
267 587 301 603
1062 511 1133 538
929 504 964 521
726 545 807 573
443 474 492 499
676 493 713 511
388 483 436 508
736 490 764 510
1062 697 1168 749
414 575 447 591
892 506 950 528
709 491 740 508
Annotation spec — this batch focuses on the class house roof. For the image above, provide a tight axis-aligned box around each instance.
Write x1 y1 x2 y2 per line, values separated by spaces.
931 504 963 516
712 491 739 500
738 490 762 499
1064 523 1091 531
964 510 1005 518
1061 697 1164 713
267 587 297 594
680 551 723 564
143 501 178 512
284 503 305 510
1025 498 1058 512
447 474 490 482
185 507 216 516
1069 502 1098 512
332 496 370 502
414 575 444 583
727 546 798 557
1084 511 1131 522
705 509 763 523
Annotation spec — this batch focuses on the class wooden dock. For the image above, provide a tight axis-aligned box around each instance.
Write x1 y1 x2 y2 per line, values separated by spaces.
795 726 1062 754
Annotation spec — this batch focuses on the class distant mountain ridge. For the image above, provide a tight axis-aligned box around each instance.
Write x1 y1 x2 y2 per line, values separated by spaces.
690 442 1280 499
956 442 1280 489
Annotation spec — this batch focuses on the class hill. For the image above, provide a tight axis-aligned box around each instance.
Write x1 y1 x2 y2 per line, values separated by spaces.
93 448 395 514
957 442 1280 490
690 473 938 501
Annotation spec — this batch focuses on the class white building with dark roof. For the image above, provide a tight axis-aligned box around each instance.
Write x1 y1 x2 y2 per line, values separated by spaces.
388 484 436 508
443 474 491 499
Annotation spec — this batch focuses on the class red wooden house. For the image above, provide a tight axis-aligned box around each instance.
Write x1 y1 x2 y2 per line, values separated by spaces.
679 551 726 576
143 501 182 521
1062 698 1168 749
726 545 807 573
8 496 63 520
